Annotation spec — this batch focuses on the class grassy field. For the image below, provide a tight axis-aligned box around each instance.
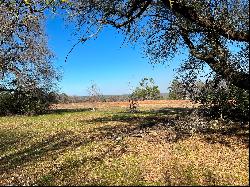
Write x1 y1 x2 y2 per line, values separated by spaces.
0 102 249 186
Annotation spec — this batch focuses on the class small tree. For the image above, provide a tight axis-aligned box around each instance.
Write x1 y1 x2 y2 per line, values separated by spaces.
168 79 187 100
128 78 161 113
86 81 104 110
131 78 161 101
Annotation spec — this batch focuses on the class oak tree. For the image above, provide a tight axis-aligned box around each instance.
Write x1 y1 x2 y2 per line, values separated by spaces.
0 1 59 114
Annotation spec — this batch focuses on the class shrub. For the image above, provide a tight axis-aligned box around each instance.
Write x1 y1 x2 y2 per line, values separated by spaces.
192 79 249 121
0 88 56 115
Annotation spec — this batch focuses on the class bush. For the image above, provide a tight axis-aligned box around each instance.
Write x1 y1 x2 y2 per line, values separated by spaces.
0 88 56 115
192 79 249 121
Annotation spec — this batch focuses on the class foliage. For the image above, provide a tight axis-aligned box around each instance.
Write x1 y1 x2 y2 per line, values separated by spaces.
128 77 161 113
178 74 249 121
168 79 187 100
68 0 249 90
0 87 57 115
175 52 249 121
130 78 161 101
0 1 59 115
196 79 249 121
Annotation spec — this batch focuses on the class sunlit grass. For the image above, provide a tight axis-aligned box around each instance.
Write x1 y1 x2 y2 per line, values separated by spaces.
0 106 248 186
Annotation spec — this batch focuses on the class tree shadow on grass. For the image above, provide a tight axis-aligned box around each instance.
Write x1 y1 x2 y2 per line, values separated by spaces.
116 107 195 117
34 141 123 186
140 107 195 115
0 130 34 155
0 126 130 185
201 124 249 147
0 130 92 175
0 107 248 185
48 108 93 115
82 107 249 148
0 127 130 185
82 107 194 124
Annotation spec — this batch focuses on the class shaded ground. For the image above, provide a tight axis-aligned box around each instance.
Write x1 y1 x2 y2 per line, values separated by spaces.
0 104 248 186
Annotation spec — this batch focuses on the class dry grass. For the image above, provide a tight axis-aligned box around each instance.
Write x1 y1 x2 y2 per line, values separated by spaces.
53 100 199 110
0 102 248 186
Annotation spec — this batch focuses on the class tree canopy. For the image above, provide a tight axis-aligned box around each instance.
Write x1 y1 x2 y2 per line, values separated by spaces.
1 0 248 91
130 77 161 100
0 0 59 91
168 79 186 100
0 0 59 114
67 0 249 90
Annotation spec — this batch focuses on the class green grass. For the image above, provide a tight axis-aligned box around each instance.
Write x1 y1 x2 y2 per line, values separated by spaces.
0 107 249 186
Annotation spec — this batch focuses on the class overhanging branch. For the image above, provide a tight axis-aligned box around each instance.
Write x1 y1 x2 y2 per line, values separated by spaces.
162 0 249 42
100 0 152 28
180 28 249 90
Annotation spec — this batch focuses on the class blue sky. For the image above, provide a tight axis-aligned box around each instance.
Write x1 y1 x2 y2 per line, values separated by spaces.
46 15 185 96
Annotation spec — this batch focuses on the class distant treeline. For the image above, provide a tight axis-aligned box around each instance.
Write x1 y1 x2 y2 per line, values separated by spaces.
54 93 170 104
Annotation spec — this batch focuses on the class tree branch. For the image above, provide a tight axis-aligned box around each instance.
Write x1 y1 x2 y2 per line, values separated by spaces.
162 0 249 42
180 28 249 90
100 0 152 28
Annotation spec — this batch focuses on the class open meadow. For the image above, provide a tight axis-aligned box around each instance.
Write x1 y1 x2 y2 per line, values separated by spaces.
0 100 249 186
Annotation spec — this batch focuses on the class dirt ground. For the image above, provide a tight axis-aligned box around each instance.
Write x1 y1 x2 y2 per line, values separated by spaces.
53 100 199 110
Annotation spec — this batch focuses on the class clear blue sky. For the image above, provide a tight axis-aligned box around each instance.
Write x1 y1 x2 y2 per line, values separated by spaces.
45 15 186 96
